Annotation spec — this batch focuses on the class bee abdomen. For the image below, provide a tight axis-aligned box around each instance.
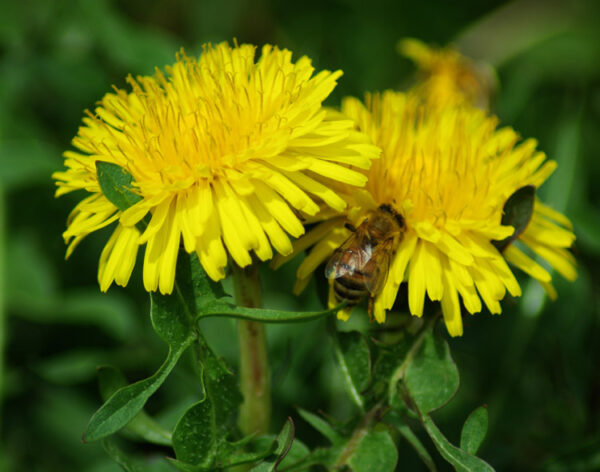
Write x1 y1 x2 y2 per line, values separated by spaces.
333 278 368 305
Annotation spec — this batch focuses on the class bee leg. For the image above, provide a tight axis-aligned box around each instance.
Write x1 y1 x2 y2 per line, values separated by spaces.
367 297 375 321
344 222 357 232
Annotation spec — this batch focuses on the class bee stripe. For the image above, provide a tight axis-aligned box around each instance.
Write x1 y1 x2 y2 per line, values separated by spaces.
334 281 368 302
337 276 367 291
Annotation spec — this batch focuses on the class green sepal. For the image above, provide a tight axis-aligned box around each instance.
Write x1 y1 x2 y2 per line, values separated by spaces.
97 366 172 446
403 330 459 415
96 161 143 212
460 406 489 455
423 415 494 472
493 185 536 252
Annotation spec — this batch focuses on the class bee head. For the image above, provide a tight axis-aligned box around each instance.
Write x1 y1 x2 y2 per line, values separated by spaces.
378 204 405 228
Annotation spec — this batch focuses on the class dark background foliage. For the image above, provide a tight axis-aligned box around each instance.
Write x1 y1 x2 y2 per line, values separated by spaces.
1 0 599 470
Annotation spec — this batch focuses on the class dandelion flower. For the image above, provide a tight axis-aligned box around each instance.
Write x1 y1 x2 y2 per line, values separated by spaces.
398 38 496 110
400 38 577 301
280 91 575 336
53 42 379 294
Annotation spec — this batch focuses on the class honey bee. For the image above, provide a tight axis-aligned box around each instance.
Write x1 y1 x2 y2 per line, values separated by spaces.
325 204 406 317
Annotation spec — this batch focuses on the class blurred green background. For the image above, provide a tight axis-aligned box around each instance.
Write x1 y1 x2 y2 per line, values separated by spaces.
1 0 599 470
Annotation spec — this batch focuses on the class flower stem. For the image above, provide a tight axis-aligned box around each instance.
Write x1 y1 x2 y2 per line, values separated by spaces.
0 188 4 433
232 263 270 435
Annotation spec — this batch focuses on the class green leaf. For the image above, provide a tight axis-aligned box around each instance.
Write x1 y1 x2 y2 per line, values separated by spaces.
172 399 218 468
199 299 348 323
404 331 459 415
83 338 194 442
172 334 242 467
333 330 371 410
297 408 343 445
96 161 143 211
347 429 398 472
423 416 494 472
188 253 348 323
249 418 296 472
84 252 199 442
101 437 143 472
97 366 172 446
492 185 536 252
248 433 309 470
35 350 109 385
387 414 436 472
460 406 488 455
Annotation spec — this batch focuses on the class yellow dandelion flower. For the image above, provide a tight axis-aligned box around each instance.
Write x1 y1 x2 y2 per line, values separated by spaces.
279 91 575 336
399 38 576 301
398 38 496 110
53 42 380 294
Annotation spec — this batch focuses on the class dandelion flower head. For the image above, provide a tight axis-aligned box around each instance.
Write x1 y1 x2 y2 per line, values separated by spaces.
53 42 380 294
283 91 575 336
398 38 496 110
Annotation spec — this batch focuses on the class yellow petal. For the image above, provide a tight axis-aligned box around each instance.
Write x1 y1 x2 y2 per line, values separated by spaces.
408 240 427 317
441 260 463 337
504 245 552 283
247 193 293 256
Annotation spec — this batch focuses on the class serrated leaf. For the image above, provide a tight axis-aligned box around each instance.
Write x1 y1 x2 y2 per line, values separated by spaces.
84 253 199 442
249 418 296 472
333 331 371 410
96 161 143 211
404 331 459 415
460 406 488 455
172 399 218 467
83 338 194 442
423 416 494 472
348 430 398 472
172 334 242 467
97 366 172 446
492 185 536 252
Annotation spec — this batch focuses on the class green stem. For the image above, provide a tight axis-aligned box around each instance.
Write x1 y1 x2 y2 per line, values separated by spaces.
232 263 271 436
0 187 4 433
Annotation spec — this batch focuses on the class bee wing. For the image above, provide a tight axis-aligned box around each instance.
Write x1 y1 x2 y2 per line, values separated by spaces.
362 244 391 296
324 230 372 280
